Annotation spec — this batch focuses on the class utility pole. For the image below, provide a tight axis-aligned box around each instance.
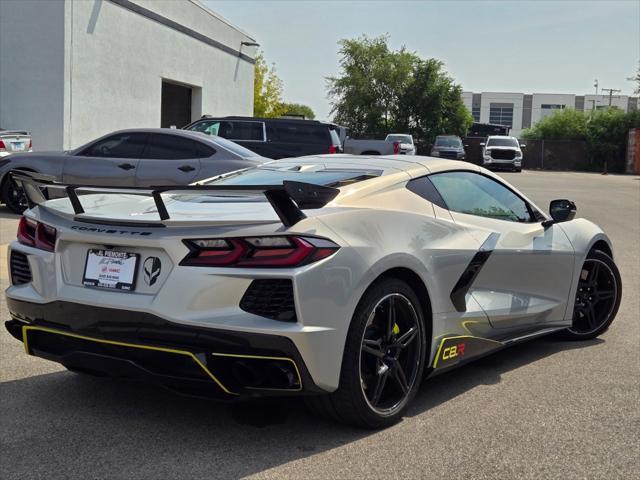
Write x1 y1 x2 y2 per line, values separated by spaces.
600 88 621 106
594 79 598 94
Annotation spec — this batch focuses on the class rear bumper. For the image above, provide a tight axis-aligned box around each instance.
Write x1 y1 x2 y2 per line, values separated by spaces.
5 298 323 399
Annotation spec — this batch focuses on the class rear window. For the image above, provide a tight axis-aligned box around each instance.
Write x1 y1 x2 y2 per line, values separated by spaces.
329 129 341 146
267 123 329 144
205 166 380 187
210 136 261 157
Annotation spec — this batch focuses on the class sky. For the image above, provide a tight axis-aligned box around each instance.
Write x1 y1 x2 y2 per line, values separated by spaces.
205 0 640 121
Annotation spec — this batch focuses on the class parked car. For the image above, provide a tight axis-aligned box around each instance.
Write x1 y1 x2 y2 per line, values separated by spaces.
385 134 415 155
481 135 524 172
7 155 621 428
0 129 32 157
467 122 510 138
343 138 400 155
430 135 466 160
184 116 342 159
0 128 264 213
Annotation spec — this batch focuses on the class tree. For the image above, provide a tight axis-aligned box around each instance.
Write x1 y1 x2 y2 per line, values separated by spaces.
521 108 588 140
253 52 286 118
628 63 640 94
279 103 315 119
327 35 472 145
522 107 640 172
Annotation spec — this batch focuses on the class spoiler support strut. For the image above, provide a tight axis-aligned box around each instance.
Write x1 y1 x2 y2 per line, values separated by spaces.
8 170 339 228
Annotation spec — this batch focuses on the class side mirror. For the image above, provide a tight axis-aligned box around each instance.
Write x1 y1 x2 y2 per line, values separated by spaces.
544 199 576 227
480 142 485 147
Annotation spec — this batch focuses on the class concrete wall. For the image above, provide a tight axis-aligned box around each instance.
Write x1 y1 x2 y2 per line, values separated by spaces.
479 92 524 137
583 94 630 112
530 93 575 125
66 0 255 149
0 0 255 151
0 0 67 150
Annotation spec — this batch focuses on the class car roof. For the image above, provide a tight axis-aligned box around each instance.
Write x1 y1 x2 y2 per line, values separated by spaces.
271 154 473 175
190 116 337 127
102 128 223 145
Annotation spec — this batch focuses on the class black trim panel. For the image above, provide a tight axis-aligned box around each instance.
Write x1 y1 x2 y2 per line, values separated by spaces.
5 299 322 395
450 232 500 312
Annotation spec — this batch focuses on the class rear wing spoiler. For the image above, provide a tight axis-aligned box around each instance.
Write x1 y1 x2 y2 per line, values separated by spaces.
8 170 340 227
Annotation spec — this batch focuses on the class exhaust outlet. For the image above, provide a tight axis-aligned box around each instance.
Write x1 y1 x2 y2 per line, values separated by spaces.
265 362 296 389
231 360 263 387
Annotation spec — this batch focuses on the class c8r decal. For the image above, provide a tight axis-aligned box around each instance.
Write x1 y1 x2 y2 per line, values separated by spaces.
433 336 503 369
442 343 465 360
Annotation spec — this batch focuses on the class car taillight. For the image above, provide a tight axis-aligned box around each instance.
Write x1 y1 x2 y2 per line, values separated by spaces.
393 142 400 154
0 139 5 150
17 216 57 252
28 139 32 149
329 144 337 154
180 236 339 268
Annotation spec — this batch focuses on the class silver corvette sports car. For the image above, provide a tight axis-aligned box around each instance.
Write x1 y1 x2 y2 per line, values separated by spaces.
5 155 622 428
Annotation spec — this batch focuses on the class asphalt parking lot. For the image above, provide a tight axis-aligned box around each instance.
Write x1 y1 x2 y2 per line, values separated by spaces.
0 170 638 479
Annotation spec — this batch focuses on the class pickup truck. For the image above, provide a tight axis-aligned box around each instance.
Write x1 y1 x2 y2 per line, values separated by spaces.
343 138 400 155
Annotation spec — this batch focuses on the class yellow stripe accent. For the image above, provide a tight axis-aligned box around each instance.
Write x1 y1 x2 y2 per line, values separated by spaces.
210 352 303 392
22 325 236 395
431 335 503 369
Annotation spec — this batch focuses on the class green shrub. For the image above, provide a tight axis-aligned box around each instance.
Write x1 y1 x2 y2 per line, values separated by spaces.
522 108 640 172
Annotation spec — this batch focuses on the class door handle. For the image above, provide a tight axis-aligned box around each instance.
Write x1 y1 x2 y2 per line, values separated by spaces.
178 165 196 172
118 163 136 170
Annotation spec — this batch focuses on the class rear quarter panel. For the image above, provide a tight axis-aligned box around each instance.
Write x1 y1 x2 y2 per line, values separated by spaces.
0 154 66 186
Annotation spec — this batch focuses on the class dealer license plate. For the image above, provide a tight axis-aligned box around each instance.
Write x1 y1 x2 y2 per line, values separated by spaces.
83 249 139 291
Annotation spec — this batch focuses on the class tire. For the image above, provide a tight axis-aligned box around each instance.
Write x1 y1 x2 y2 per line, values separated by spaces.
558 249 622 340
306 278 427 428
1 174 28 214
514 167 522 172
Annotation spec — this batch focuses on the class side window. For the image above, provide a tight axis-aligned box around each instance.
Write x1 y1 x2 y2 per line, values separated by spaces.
227 122 264 141
406 177 447 209
143 134 198 160
78 133 148 158
188 121 222 136
195 142 216 158
429 171 533 223
270 123 328 144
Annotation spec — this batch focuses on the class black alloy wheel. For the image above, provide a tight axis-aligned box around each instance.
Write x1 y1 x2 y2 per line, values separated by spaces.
1 177 28 214
305 278 427 428
561 249 621 340
359 293 422 414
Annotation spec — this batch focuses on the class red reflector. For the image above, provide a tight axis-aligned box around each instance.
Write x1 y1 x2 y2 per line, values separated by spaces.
17 217 56 251
181 236 339 268
17 217 36 247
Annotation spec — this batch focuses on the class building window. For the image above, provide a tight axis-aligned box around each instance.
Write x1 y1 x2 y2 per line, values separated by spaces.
472 106 481 122
540 104 565 120
489 104 513 127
